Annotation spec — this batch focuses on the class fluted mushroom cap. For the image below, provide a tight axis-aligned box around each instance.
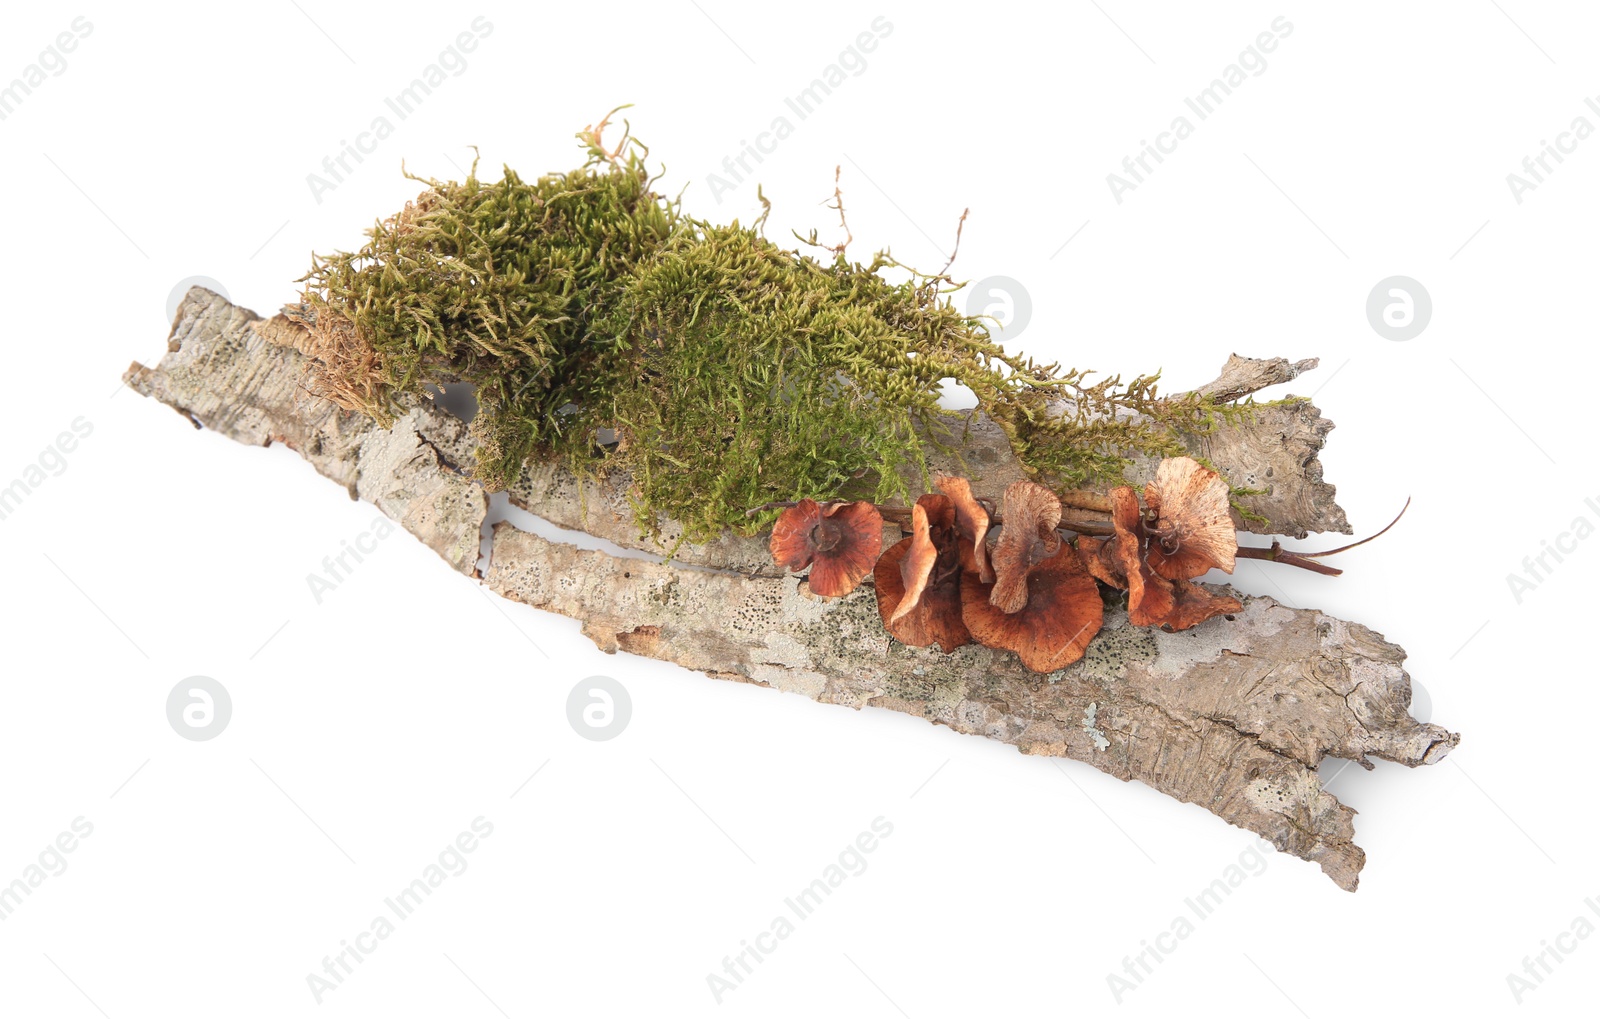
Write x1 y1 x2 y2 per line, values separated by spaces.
769 498 884 597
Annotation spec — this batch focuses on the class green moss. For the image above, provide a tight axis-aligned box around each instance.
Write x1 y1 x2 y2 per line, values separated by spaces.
299 115 1251 542
299 134 677 487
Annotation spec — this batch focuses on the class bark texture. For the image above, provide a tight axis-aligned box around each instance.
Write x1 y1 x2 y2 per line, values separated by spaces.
125 287 1457 890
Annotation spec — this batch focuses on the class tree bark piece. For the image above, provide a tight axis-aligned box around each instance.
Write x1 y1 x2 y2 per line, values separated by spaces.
484 524 1450 891
125 290 485 574
1187 353 1349 538
125 288 1456 889
1195 353 1320 403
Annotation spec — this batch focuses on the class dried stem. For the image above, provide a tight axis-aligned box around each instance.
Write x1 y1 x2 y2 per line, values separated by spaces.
938 207 969 279
1235 543 1344 577
826 165 852 256
1295 497 1410 558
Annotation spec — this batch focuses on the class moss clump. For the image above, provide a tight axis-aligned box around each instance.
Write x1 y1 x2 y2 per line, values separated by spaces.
299 112 1244 542
299 131 678 485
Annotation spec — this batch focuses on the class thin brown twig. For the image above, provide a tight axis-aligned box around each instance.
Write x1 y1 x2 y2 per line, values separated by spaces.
1234 543 1344 577
1228 496 1410 577
754 184 772 237
827 165 852 256
938 207 969 278
1294 496 1410 558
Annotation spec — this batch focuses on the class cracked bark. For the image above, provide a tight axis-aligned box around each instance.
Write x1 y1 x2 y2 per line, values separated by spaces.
125 288 1457 890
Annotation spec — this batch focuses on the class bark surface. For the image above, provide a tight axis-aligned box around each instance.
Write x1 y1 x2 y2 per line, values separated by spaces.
125 288 1457 890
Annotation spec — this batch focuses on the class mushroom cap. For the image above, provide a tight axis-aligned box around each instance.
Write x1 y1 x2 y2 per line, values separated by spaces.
874 498 969 652
1108 486 1175 627
1144 457 1237 581
934 474 993 583
1076 535 1125 590
989 480 1063 613
1105 484 1240 631
769 498 884 597
961 543 1103 673
1158 579 1243 632
891 498 942 625
769 499 825 572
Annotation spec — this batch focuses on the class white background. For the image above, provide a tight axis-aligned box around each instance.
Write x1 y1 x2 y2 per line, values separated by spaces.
1 2 1595 1015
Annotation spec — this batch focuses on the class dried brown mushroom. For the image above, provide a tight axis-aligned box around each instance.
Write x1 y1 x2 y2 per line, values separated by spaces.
1101 483 1237 632
873 494 969 651
1106 486 1175 627
1075 535 1123 589
1143 456 1237 581
988 480 1063 613
961 543 1103 673
934 474 993 583
779 456 1243 656
769 498 884 597
1160 578 1243 632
